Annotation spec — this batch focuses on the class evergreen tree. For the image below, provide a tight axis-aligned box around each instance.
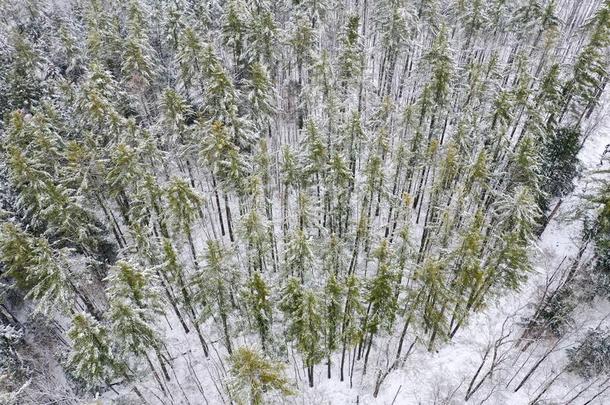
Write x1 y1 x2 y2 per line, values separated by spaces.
0 223 74 315
279 278 323 387
245 271 273 351
562 2 610 124
362 240 399 373
165 177 203 266
324 273 342 378
567 327 610 378
339 274 363 382
0 0 609 401
284 229 314 283
107 300 163 372
3 32 45 115
539 127 581 211
586 156 610 298
192 240 237 354
296 290 324 387
338 15 362 90
106 260 162 313
67 312 122 388
228 347 293 405
241 205 271 273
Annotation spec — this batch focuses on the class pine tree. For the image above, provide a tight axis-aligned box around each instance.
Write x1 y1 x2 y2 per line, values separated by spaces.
160 88 189 135
296 291 324 387
107 300 163 373
75 64 124 136
1 1 609 401
279 279 323 387
539 127 581 212
339 274 363 382
4 113 103 252
160 238 209 356
0 223 42 292
586 156 610 298
241 205 271 273
106 260 162 312
165 177 203 267
67 312 122 388
0 223 74 315
245 272 273 351
176 27 205 91
121 0 156 94
106 257 172 384
228 347 293 405
191 239 237 354
324 273 342 378
414 257 451 351
448 212 485 337
222 0 250 73
508 134 541 192
244 62 275 134
338 15 362 91
247 4 278 65
362 240 398 373
3 32 45 115
561 2 610 124
567 327 610 378
284 229 314 283
494 185 540 242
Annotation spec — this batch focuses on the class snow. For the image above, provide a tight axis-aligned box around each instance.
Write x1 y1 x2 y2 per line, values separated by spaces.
280 100 610 405
2 1 610 404
83 77 610 405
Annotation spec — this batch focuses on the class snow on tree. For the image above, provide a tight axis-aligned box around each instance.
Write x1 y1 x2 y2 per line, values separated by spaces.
0 0 609 403
228 346 293 405
67 312 122 388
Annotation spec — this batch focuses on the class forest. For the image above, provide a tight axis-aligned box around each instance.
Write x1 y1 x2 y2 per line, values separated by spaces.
0 0 609 403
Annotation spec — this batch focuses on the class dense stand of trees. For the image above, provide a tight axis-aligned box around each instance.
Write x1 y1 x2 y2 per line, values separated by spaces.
0 0 609 403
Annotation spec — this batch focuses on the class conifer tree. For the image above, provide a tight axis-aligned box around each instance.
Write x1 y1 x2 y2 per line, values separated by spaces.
192 239 237 354
284 229 314 283
245 271 273 351
247 3 278 66
338 15 362 91
539 127 581 212
244 62 275 134
0 223 74 315
448 212 485 337
584 156 610 298
160 238 209 356
297 290 324 387
561 2 610 124
228 347 293 405
1 0 609 401
222 0 250 73
107 300 165 378
280 278 323 387
361 240 399 373
67 312 122 388
324 273 342 378
106 260 162 313
240 199 271 273
339 274 363 382
165 177 203 267
121 1 156 96
4 32 45 114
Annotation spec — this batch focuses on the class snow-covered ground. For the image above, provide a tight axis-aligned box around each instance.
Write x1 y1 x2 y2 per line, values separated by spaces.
292 103 610 404
108 109 610 405
14 103 610 405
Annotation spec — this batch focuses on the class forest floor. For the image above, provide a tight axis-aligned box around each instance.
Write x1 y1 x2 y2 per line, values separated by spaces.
297 105 610 404
125 114 610 405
